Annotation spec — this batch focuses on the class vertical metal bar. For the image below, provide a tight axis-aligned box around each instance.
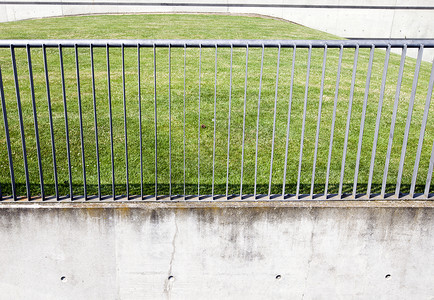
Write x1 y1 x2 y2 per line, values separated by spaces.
197 44 202 197
282 45 296 198
226 44 233 198
381 45 407 198
310 45 327 197
153 44 158 198
212 45 217 198
296 45 312 199
268 44 281 197
425 140 434 198
75 44 86 200
253 45 265 199
395 45 424 197
409 60 434 197
168 44 172 199
59 45 73 200
353 45 375 198
27 45 45 200
11 46 30 200
366 46 391 198
324 45 343 197
90 44 101 200
239 45 249 198
0 66 16 200
137 44 143 199
338 46 359 199
106 44 115 199
121 44 129 199
43 45 59 200
183 44 186 199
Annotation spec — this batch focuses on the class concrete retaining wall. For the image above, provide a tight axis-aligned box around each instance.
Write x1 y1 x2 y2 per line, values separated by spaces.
0 201 433 299
1 1 434 39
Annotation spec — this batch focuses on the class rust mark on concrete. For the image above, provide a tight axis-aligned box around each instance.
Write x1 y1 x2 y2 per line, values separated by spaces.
116 206 131 218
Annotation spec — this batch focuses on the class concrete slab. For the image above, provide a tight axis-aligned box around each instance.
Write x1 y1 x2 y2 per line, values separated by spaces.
0 201 433 299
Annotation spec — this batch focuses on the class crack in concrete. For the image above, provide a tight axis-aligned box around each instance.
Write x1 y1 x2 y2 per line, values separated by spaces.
163 213 178 299
301 244 313 299
301 223 315 300
113 209 121 299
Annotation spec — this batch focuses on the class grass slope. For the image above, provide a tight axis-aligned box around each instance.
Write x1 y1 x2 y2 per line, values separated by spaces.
0 14 432 197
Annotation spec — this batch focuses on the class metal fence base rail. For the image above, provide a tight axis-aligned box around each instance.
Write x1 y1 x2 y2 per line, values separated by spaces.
0 39 433 202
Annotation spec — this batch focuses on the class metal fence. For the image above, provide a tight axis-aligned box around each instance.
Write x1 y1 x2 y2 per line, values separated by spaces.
0 39 433 201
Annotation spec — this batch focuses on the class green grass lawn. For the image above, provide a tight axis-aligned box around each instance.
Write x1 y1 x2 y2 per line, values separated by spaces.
0 14 433 197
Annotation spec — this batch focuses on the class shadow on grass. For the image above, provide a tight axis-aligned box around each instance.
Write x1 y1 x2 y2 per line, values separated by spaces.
1 182 431 198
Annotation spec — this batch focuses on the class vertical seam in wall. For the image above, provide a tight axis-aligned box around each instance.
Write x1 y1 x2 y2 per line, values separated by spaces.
4 5 8 22
8 4 16 22
390 0 398 38
336 0 340 36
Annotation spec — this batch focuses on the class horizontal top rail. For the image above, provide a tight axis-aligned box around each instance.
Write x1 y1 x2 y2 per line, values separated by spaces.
1 39 434 48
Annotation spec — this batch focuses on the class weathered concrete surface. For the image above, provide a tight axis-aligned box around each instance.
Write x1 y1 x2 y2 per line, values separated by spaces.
0 201 433 299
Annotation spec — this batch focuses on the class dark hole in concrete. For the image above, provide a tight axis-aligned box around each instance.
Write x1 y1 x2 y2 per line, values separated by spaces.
61 276 67 282
385 274 391 279
168 276 174 281
275 275 281 280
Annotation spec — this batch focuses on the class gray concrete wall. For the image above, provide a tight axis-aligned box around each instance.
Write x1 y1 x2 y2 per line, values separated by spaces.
1 1 433 39
0 201 433 299
0 1 433 61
